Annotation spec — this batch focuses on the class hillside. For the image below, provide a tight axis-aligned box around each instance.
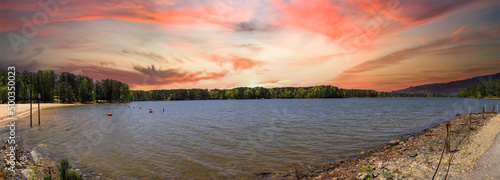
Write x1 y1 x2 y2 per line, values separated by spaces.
458 79 500 98
394 72 500 95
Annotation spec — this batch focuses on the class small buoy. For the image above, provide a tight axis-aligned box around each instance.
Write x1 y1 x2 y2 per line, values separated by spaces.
149 108 151 110
139 107 142 109
108 113 112 116
149 110 153 113
128 106 129 107
133 107 135 108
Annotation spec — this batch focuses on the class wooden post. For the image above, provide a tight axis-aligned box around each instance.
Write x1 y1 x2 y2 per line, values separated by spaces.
38 92 40 126
30 92 32 128
483 107 485 119
445 122 451 153
468 114 472 131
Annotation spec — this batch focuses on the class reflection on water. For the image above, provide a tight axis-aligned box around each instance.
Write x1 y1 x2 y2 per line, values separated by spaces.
13 98 500 178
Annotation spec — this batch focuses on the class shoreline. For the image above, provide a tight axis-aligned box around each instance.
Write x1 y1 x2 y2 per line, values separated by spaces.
0 103 85 127
0 103 103 179
268 112 500 179
2 102 499 179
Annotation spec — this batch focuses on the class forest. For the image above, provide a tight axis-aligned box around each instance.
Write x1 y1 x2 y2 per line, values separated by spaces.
457 79 500 98
131 86 450 101
0 69 131 103
1 69 451 104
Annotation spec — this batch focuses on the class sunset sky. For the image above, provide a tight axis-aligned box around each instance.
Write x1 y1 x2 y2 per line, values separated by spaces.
1 0 500 91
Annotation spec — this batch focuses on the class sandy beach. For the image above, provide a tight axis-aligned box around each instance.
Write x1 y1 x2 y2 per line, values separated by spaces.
0 103 82 126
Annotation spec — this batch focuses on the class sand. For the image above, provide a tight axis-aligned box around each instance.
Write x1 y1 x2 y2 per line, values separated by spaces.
465 115 500 179
0 103 81 126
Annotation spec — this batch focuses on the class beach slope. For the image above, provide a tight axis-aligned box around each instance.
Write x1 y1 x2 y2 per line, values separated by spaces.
0 103 80 126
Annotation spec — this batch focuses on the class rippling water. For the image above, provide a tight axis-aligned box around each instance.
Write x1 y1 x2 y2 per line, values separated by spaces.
11 98 500 178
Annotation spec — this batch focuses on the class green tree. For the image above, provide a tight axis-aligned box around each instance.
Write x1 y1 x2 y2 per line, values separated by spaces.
58 82 74 103
78 77 93 103
243 88 254 99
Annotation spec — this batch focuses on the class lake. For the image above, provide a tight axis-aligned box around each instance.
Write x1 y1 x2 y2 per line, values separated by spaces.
11 98 500 178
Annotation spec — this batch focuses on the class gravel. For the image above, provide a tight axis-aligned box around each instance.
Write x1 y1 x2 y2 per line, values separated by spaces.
269 113 500 180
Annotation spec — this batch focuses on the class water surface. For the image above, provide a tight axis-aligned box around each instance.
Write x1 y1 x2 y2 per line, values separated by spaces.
12 98 500 178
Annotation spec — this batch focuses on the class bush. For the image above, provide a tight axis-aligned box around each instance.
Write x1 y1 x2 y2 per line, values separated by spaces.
57 159 81 180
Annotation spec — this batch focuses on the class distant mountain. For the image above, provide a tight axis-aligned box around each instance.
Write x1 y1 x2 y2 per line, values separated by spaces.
394 72 500 95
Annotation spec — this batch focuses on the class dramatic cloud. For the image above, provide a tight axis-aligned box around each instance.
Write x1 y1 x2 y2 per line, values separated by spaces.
123 49 167 63
231 20 276 32
340 26 500 74
208 55 263 71
1 0 500 90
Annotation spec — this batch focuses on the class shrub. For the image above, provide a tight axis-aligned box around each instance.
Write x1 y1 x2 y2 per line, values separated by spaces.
56 159 81 180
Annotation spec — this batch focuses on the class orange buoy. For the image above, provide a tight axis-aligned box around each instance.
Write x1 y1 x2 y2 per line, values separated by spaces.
149 108 151 110
133 107 135 108
149 110 153 113
139 107 142 109
128 106 129 107
108 113 112 116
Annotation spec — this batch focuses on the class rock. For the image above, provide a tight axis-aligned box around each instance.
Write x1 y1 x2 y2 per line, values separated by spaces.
377 162 383 169
30 150 39 163
409 152 418 157
389 140 400 146
358 172 367 179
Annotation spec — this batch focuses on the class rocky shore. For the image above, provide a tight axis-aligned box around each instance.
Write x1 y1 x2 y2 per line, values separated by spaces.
268 112 499 179
0 136 105 179
0 103 102 179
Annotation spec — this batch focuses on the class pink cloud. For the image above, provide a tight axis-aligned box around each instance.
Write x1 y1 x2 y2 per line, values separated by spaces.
208 55 263 71
0 0 256 33
452 25 471 35
267 0 491 51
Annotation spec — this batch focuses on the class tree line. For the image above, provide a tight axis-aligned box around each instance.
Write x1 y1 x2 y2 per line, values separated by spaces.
457 79 500 98
1 69 451 104
131 85 451 101
0 69 131 103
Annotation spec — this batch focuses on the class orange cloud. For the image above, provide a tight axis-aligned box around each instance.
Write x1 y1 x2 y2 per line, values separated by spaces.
452 25 471 35
208 55 263 71
268 0 490 51
2 0 500 91
7 59 230 90
332 25 500 91
0 0 256 34
341 27 500 75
